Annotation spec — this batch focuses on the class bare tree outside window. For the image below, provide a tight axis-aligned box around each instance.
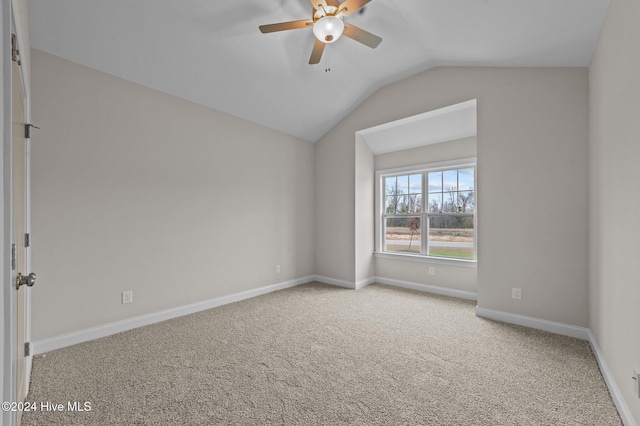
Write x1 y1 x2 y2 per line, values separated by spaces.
407 217 420 251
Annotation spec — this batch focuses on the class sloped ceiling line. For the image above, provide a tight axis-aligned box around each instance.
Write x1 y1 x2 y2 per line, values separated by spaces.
29 0 610 142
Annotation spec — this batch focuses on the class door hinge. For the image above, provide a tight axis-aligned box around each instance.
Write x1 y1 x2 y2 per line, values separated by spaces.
24 342 30 357
24 124 40 139
11 244 16 271
11 34 20 65
25 233 30 248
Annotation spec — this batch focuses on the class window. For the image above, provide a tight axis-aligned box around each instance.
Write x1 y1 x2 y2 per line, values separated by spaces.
379 159 476 261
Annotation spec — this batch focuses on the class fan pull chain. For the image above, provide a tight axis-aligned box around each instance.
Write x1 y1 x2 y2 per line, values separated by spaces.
325 48 331 72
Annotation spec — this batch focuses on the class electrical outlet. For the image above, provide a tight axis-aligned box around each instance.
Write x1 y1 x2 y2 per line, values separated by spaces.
428 267 435 276
276 265 281 274
633 368 639 399
121 290 133 304
512 288 522 300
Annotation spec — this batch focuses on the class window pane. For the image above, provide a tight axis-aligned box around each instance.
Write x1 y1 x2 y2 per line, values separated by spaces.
443 191 458 212
385 195 409 214
406 194 422 213
409 174 422 194
385 196 397 214
443 170 457 192
397 175 409 193
458 191 475 213
385 217 421 254
396 195 408 213
428 215 474 259
385 176 397 195
458 168 474 191
428 193 442 213
428 171 442 193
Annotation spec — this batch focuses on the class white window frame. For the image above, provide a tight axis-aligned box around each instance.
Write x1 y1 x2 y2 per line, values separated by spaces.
375 157 477 264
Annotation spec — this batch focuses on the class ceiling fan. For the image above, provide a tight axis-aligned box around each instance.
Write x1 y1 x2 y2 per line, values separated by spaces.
259 0 382 65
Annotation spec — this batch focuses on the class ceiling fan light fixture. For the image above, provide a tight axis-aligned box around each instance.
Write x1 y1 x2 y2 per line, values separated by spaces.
313 16 344 43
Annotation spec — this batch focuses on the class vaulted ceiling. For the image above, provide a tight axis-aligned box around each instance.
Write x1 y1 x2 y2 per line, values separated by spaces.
29 0 610 142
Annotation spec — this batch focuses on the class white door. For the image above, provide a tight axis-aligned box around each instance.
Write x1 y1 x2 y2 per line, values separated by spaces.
11 28 31 426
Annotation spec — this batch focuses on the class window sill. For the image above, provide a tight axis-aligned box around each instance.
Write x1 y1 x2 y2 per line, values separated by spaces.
374 252 477 268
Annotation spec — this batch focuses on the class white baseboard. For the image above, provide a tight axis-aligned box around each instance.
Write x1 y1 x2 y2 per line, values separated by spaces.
312 276 477 302
355 277 376 290
588 330 637 426
313 275 356 289
32 276 315 356
376 276 477 301
475 306 589 340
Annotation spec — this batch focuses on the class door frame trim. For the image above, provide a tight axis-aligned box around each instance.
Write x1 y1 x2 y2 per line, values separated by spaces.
2 2 31 424
2 2 14 424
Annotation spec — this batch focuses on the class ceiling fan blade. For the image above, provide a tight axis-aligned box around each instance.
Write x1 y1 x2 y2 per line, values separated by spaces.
342 24 382 48
337 0 371 16
259 20 313 33
309 0 329 12
309 39 325 64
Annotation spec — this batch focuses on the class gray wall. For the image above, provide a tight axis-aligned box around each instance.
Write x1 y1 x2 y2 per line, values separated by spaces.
355 136 375 284
30 50 315 340
314 118 356 283
315 67 589 326
589 0 640 422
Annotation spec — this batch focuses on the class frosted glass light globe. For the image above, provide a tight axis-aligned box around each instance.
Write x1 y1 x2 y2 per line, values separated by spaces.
312 16 344 43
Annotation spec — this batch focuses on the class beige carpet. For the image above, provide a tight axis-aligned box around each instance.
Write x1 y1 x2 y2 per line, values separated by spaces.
23 283 621 425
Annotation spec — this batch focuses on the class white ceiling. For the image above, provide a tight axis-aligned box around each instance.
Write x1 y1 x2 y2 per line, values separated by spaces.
29 0 610 143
